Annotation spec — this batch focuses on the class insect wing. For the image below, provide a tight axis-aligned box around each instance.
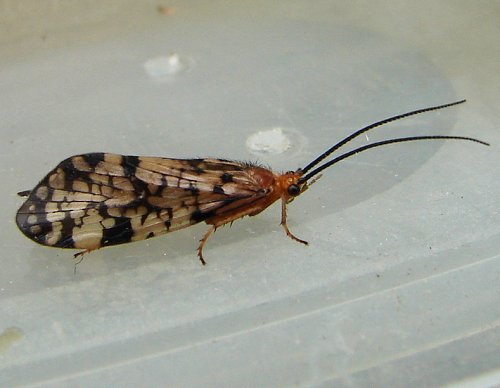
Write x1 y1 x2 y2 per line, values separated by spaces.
16 153 265 251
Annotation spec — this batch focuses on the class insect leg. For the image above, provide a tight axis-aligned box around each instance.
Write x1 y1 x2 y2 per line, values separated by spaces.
197 225 217 265
280 198 308 245
73 250 90 275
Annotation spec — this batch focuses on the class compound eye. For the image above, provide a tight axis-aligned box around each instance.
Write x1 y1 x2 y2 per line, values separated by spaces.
287 184 301 196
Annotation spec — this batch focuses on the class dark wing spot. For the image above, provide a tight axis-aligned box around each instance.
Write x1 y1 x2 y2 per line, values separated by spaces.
17 190 31 197
130 176 148 193
187 184 199 196
191 209 217 222
84 153 106 169
213 185 225 195
57 234 75 248
123 155 140 177
165 220 171 231
187 159 205 174
220 172 233 183
60 157 82 182
57 219 77 248
101 217 134 246
146 232 155 239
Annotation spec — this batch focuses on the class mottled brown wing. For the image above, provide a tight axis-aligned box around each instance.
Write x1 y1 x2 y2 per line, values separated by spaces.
16 153 267 251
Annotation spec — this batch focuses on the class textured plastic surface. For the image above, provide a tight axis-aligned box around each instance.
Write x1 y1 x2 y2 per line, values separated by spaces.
1 1 499 387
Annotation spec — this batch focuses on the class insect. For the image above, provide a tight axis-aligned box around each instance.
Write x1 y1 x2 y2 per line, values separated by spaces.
16 100 488 264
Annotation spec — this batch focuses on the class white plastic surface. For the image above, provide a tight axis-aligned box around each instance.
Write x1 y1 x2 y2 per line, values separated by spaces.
1 1 499 387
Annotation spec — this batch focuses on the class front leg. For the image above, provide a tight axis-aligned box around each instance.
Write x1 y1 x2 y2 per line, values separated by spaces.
280 198 308 245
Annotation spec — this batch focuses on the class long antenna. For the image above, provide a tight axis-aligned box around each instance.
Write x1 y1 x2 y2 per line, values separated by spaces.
297 135 489 184
300 100 467 174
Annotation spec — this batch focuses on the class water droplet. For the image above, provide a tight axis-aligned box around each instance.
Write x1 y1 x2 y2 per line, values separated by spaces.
246 127 292 155
143 53 191 80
